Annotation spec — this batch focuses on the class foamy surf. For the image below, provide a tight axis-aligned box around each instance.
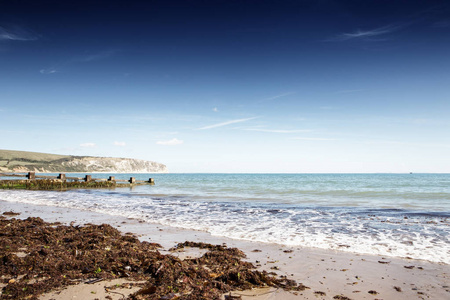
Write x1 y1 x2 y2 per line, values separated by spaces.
1 173 449 264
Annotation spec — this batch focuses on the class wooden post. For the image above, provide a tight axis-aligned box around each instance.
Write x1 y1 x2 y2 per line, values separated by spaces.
85 175 92 182
27 172 35 180
148 178 155 184
108 176 115 181
129 177 136 184
58 173 66 181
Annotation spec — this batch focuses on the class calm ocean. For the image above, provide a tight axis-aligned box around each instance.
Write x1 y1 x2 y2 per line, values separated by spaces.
1 173 449 264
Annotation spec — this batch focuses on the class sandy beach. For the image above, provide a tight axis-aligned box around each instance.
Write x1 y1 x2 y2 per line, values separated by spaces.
3 0 450 298
1 200 448 299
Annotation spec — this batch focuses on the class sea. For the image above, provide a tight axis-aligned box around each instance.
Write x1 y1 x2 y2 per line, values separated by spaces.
1 173 449 264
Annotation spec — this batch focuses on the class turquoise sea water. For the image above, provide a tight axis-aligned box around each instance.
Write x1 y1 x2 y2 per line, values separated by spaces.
1 173 449 263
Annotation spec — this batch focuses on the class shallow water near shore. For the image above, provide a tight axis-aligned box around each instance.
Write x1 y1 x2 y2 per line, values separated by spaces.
1 173 449 264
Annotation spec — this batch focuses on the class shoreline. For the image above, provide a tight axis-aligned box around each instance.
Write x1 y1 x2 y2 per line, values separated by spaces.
1 199 449 299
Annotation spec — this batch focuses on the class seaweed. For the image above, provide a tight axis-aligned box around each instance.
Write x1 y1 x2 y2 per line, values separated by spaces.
0 217 308 299
0 179 116 190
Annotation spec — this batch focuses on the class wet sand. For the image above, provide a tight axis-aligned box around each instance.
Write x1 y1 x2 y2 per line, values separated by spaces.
1 200 449 299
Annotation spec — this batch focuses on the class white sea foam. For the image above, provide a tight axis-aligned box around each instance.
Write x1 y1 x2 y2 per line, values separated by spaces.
1 179 449 264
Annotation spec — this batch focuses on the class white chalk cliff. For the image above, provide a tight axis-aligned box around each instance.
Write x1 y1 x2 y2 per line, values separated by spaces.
0 149 168 173
60 157 168 173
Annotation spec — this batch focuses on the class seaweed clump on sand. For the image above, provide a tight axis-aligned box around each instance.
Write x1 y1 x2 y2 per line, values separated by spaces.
0 216 307 300
0 216 161 299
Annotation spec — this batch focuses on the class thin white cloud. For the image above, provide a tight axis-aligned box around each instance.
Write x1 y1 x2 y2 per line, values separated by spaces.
0 25 39 41
113 141 126 147
261 92 295 102
329 23 408 42
292 137 336 141
244 128 312 133
40 69 57 75
198 117 259 130
77 50 117 62
213 107 218 112
156 138 184 146
80 142 96 148
38 50 118 74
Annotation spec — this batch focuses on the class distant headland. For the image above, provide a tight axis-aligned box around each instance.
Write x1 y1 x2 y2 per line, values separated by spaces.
0 149 168 173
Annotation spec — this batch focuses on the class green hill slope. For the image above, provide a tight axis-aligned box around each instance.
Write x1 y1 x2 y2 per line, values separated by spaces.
0 149 69 162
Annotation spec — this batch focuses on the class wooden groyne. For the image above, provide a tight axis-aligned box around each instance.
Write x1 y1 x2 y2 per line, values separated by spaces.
0 172 155 190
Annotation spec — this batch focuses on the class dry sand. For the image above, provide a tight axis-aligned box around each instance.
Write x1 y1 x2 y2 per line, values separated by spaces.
1 200 449 299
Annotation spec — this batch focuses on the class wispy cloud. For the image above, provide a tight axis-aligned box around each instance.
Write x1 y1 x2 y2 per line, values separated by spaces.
243 128 311 134
257 92 296 103
0 25 39 41
328 23 408 42
77 50 118 62
212 107 218 112
39 50 118 74
40 69 57 75
80 142 96 148
113 141 126 147
261 92 295 102
198 117 259 130
156 138 184 146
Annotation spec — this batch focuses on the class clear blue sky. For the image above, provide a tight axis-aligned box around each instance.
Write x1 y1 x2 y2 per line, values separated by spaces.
1 0 449 173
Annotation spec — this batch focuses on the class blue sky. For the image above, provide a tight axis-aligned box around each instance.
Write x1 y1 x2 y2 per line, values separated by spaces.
1 0 449 173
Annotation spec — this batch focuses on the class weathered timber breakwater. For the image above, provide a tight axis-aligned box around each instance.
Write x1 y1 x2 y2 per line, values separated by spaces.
0 172 155 190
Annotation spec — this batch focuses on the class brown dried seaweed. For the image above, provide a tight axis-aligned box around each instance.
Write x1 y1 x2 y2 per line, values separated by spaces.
1 217 307 299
